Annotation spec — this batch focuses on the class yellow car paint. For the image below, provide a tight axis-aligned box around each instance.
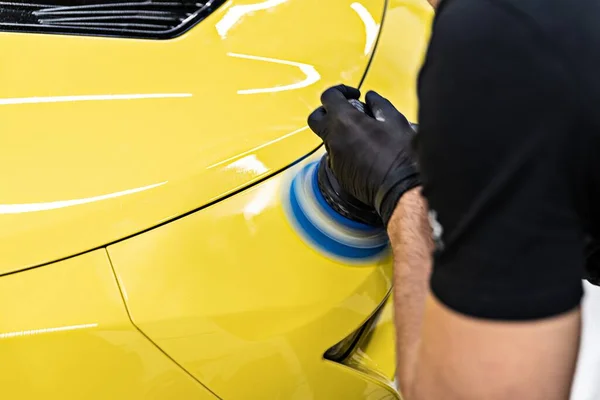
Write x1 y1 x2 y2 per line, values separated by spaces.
361 0 434 123
108 149 399 399
0 0 385 273
344 295 397 383
0 249 216 399
0 0 434 398
106 3 433 397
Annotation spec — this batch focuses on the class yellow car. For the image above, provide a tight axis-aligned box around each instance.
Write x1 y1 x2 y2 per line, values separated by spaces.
0 0 431 398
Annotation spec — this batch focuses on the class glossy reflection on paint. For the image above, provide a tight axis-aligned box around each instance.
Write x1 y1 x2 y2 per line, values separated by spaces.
351 2 380 55
0 93 191 106
228 52 321 94
0 182 167 215
215 0 289 38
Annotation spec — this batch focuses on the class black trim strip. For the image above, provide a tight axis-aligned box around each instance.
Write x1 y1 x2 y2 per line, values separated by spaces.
358 0 388 89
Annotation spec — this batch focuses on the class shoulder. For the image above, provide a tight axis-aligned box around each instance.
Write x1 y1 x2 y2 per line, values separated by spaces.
415 0 586 320
419 0 576 117
433 0 586 64
431 0 568 61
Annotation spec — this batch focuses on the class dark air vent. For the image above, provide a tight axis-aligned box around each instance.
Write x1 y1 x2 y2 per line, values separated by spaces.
0 0 227 39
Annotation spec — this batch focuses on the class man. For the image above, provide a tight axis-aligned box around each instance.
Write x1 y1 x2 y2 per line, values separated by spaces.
307 0 600 398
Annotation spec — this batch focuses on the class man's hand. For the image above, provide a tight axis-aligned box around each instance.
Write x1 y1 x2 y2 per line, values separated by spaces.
307 85 420 225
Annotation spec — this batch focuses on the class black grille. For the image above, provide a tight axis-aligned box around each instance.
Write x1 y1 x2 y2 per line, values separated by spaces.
0 0 227 39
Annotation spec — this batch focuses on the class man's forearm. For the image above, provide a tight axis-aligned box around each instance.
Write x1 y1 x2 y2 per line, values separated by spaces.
388 11 437 394
387 187 433 395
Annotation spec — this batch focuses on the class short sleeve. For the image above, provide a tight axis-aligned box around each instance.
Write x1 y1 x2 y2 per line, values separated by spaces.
415 0 585 320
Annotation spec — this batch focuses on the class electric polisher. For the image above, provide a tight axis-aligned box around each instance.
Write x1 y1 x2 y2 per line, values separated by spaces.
282 99 390 262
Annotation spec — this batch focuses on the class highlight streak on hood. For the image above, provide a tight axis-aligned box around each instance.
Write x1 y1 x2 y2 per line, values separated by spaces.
0 93 191 106
0 182 167 215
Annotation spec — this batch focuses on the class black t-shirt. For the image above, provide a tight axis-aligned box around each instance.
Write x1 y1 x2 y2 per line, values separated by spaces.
415 0 600 320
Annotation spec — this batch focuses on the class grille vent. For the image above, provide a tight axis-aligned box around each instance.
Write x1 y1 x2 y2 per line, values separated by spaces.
0 0 226 39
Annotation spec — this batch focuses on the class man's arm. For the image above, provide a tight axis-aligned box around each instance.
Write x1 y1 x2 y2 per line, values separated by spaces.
307 1 584 397
387 188 432 391
388 190 581 400
394 0 585 397
411 297 580 399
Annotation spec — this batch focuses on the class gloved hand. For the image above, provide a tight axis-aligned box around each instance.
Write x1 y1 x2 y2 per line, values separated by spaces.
307 84 420 226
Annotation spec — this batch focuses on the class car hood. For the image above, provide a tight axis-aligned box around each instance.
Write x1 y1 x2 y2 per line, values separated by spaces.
0 0 385 273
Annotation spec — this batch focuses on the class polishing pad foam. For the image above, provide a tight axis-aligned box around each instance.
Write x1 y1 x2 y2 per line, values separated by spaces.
282 160 389 263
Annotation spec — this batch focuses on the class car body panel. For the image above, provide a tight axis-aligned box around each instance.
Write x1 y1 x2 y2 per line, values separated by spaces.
0 0 434 398
344 295 397 382
0 249 215 399
108 149 400 399
0 0 385 274
361 0 433 123
106 2 433 398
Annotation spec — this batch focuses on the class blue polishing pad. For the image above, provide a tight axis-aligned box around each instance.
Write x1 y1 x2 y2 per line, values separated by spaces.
282 160 389 263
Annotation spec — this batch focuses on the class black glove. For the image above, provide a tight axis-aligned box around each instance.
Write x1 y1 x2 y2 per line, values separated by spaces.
307 84 420 226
